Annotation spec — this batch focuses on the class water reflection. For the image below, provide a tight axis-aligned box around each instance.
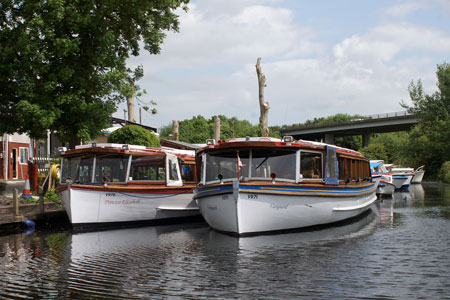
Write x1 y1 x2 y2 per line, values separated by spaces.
202 207 378 251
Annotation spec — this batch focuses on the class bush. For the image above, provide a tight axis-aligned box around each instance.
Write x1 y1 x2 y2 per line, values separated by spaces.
107 125 160 147
439 161 450 183
359 142 389 161
45 189 61 203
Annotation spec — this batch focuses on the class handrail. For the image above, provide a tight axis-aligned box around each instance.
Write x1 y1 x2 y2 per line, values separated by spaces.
281 111 415 131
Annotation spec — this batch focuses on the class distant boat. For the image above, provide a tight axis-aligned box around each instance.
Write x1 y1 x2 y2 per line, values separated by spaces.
194 137 377 236
371 160 411 191
57 143 200 227
370 161 396 196
391 165 425 184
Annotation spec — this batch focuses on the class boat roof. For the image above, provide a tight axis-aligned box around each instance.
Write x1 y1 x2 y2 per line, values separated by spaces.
199 137 366 159
370 161 383 168
60 143 195 157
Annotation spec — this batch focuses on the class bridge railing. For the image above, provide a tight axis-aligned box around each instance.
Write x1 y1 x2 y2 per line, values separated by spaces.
366 111 413 119
281 111 414 131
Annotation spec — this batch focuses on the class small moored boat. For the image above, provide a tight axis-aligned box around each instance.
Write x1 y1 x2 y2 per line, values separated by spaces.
57 143 200 227
370 161 395 196
194 137 377 236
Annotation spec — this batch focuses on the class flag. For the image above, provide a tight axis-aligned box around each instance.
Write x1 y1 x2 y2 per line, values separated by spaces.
237 151 243 179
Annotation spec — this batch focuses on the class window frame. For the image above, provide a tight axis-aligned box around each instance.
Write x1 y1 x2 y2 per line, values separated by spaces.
19 147 29 165
299 150 324 181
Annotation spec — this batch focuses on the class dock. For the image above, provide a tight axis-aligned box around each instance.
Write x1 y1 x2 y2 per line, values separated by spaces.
0 180 69 234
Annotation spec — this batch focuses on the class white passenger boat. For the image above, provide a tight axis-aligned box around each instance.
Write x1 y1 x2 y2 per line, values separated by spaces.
57 143 200 227
194 137 377 236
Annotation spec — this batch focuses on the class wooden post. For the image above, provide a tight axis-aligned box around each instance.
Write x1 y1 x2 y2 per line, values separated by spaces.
213 116 220 141
13 188 19 216
39 186 44 213
256 58 270 137
173 120 179 141
127 80 136 123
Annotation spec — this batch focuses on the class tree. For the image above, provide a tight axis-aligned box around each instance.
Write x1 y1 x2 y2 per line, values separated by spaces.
107 125 160 147
159 115 272 144
0 0 188 148
402 63 450 174
256 58 270 137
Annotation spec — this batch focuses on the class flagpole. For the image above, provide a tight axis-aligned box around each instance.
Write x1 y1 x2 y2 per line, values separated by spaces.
236 150 240 180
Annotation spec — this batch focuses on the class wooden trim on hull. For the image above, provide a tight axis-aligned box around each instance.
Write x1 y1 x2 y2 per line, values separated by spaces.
59 183 194 195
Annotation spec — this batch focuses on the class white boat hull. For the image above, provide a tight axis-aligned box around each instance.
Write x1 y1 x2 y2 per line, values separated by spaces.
196 182 377 235
377 181 396 196
412 170 425 183
392 174 413 190
60 186 199 225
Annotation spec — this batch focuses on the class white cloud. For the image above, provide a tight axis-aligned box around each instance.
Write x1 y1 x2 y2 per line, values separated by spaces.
123 1 450 131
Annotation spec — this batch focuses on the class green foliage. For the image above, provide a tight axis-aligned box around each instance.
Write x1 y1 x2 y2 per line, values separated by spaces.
158 115 284 144
45 189 61 203
108 125 160 147
283 113 368 130
0 0 189 147
281 113 368 150
439 161 450 184
359 143 389 161
402 63 450 174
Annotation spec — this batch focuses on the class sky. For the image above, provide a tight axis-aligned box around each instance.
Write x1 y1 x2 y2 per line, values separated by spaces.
119 0 450 131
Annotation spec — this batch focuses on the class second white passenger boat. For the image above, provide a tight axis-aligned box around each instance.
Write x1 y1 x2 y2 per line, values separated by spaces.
57 143 200 227
194 137 377 236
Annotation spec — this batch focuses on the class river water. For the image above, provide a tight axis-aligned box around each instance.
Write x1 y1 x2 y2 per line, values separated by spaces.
1 183 450 300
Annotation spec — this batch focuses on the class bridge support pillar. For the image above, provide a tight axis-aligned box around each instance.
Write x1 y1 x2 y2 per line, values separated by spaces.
324 133 334 145
363 133 371 147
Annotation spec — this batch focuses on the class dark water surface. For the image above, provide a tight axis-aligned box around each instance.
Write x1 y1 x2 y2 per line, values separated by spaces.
1 183 450 300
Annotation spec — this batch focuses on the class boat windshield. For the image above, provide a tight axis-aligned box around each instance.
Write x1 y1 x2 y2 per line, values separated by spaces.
203 149 297 183
61 154 129 184
94 154 129 183
251 149 296 180
204 150 249 182
61 154 94 184
129 155 165 181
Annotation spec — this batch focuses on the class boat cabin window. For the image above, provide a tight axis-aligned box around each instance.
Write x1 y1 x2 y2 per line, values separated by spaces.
94 154 128 183
180 162 195 182
300 151 323 179
61 154 95 184
129 156 165 181
61 155 91 183
251 149 296 180
204 150 250 182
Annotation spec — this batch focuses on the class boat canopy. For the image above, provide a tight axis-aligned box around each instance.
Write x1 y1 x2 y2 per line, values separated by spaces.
370 161 382 169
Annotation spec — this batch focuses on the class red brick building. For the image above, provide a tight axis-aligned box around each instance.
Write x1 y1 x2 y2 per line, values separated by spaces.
1 133 31 180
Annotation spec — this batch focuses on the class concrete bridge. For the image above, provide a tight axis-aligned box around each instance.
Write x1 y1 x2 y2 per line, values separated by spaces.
280 111 419 147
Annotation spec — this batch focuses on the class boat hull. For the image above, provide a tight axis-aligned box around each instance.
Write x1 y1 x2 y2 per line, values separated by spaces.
195 181 377 235
59 185 199 226
412 170 425 183
377 181 396 196
392 174 413 190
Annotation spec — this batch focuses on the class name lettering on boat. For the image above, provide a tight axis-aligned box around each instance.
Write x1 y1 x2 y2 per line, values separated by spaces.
270 203 288 210
247 194 258 200
105 193 116 197
105 199 142 205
